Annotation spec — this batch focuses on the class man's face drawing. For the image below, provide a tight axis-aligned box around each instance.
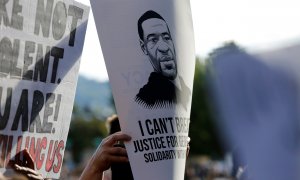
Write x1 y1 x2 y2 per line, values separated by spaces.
140 18 177 80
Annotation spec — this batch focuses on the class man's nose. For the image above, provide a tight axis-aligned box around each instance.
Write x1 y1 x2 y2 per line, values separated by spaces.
157 38 170 53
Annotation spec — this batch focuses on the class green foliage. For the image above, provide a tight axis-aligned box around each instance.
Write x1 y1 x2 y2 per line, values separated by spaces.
67 114 108 163
189 58 224 158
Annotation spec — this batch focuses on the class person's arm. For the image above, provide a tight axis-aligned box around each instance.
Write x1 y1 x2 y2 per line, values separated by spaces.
80 132 131 180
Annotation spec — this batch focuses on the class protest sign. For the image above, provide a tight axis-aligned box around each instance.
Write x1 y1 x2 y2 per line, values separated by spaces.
0 0 89 178
209 45 299 180
90 0 195 179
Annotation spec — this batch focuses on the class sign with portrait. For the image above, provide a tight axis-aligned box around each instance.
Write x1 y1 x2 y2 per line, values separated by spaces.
0 0 89 178
90 0 195 179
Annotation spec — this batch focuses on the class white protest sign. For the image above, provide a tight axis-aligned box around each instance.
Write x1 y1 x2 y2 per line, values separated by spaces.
90 0 195 179
0 0 89 178
209 46 300 180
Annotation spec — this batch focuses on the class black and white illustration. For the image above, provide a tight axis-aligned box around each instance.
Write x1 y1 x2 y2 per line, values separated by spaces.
91 1 195 179
134 10 191 109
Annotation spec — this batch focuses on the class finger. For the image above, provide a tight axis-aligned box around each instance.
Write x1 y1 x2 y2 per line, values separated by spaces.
15 164 34 173
105 132 131 146
27 173 44 180
108 155 129 163
14 164 39 175
14 164 22 170
109 147 128 156
187 137 191 143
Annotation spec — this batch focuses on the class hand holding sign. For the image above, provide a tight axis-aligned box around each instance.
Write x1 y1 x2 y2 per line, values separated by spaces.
80 132 131 180
8 149 43 180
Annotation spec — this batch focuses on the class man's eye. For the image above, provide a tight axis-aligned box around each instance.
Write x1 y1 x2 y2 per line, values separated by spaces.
149 37 158 43
163 35 171 41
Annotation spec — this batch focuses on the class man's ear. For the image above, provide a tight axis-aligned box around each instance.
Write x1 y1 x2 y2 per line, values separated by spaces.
140 39 148 55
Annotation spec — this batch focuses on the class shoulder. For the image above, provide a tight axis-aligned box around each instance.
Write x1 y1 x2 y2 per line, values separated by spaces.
135 72 176 108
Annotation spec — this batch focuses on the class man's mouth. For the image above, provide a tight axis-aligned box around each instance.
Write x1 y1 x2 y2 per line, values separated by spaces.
160 60 175 71
165 64 173 70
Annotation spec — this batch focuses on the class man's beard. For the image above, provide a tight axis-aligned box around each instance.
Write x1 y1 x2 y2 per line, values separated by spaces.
160 59 177 80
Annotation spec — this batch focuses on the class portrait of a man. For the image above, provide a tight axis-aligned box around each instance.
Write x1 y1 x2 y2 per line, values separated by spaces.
135 10 191 109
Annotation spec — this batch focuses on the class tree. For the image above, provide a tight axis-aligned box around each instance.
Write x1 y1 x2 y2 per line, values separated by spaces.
67 107 108 163
189 58 224 158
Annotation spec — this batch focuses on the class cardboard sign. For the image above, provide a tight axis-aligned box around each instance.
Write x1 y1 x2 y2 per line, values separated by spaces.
0 0 89 178
90 0 195 179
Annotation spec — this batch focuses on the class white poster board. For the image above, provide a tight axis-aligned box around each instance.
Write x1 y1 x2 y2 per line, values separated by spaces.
90 0 195 179
0 0 89 178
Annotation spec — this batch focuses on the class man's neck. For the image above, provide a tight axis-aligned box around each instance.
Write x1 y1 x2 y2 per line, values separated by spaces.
171 76 182 91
